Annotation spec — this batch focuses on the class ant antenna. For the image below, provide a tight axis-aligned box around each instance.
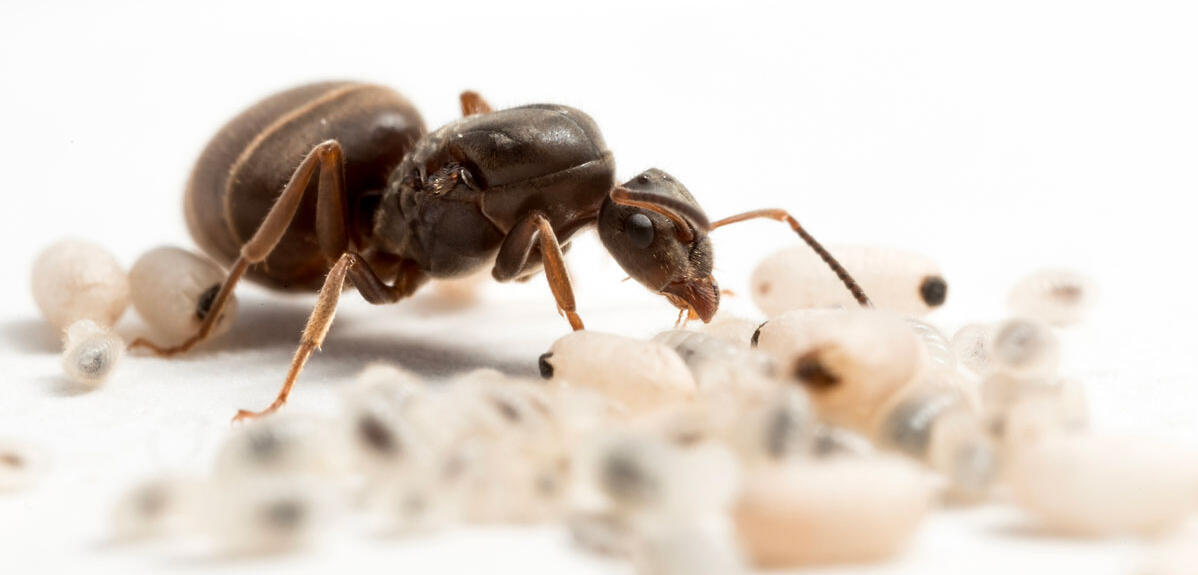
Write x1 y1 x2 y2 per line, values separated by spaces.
610 186 712 243
711 209 872 307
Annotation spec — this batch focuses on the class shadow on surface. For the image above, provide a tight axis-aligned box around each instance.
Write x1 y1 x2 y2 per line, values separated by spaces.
0 318 60 354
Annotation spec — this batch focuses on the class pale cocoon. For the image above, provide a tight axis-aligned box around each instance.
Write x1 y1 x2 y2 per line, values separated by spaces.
129 246 237 341
31 239 129 330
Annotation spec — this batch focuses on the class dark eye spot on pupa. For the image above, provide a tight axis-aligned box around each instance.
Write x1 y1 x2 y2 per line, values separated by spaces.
357 413 400 455
261 498 307 531
919 276 948 307
793 350 839 390
196 284 220 321
538 352 554 379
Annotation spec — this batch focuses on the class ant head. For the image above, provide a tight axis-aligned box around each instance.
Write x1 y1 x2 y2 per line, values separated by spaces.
598 168 719 322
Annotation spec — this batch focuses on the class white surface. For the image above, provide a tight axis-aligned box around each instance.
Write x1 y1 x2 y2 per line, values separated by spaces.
2 1 1198 573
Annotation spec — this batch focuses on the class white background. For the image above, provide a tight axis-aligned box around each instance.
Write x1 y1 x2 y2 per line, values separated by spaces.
2 1 1197 573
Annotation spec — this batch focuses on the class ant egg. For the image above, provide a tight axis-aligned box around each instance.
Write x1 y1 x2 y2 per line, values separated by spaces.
198 477 331 554
109 476 202 541
129 246 238 341
906 318 956 372
753 310 928 432
950 323 992 375
1008 434 1198 536
0 439 47 491
540 331 696 413
750 244 947 317
652 329 775 395
733 457 933 567
1008 268 1095 326
214 414 343 479
61 319 123 387
31 239 130 330
990 318 1060 378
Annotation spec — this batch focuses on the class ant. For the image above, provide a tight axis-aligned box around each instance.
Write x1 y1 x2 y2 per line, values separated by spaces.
129 82 870 420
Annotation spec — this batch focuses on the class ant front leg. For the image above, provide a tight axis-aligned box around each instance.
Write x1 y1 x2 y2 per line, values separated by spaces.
493 213 584 331
712 209 873 307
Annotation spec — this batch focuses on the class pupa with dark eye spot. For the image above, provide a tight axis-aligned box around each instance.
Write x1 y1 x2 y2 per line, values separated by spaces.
752 309 928 432
197 476 331 554
540 331 696 413
751 245 947 317
129 246 238 341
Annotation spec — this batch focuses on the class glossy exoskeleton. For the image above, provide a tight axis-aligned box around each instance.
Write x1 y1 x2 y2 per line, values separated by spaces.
130 81 870 419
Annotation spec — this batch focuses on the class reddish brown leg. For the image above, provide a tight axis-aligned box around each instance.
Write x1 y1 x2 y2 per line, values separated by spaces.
131 140 350 356
234 253 352 421
493 213 584 330
711 209 873 307
460 91 493 116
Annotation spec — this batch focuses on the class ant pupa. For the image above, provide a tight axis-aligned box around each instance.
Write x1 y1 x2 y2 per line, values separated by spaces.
751 245 946 317
950 323 993 375
753 309 928 431
61 319 123 387
539 331 696 413
129 246 239 342
31 239 129 330
109 476 203 541
214 414 343 479
197 477 331 554
733 457 933 567
873 386 998 498
651 329 775 395
1007 268 1095 327
1008 434 1198 536
989 318 1060 378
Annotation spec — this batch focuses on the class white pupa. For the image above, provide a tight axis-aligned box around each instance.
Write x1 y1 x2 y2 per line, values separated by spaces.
61 319 123 387
1007 268 1095 326
1008 434 1198 536
540 331 696 413
750 245 946 317
651 329 775 396
695 314 762 349
196 476 332 554
109 476 204 541
733 457 933 567
31 239 129 330
129 246 237 341
752 309 928 431
872 386 998 498
989 318 1060 378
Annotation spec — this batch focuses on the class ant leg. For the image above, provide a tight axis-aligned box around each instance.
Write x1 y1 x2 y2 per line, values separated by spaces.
711 209 873 307
232 255 425 421
130 140 350 356
493 213 584 331
460 91 493 116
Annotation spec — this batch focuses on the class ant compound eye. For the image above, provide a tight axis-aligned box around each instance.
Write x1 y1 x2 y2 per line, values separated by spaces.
625 213 655 249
